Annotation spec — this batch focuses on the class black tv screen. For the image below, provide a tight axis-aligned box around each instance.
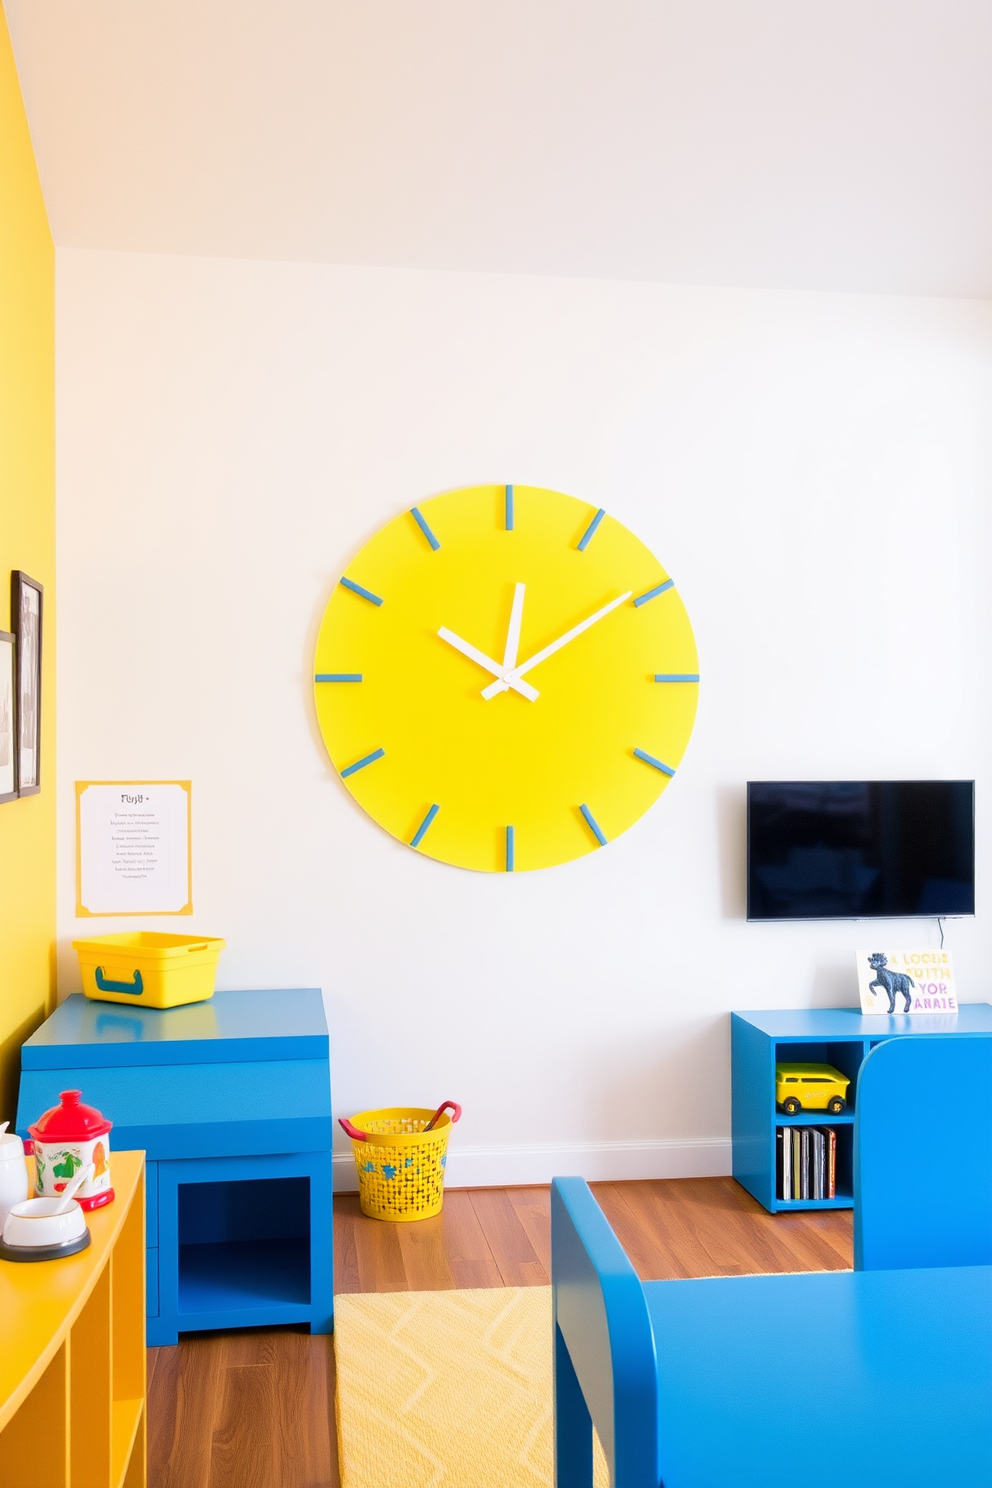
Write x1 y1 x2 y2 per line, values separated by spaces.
747 781 975 921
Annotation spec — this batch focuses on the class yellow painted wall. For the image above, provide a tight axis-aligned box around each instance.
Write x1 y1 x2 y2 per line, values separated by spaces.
0 3 55 1125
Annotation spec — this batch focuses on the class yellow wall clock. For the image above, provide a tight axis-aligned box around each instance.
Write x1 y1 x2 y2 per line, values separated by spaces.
313 484 698 872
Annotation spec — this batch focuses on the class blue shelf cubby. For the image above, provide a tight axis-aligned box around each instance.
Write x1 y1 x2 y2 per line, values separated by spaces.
17 986 333 1345
731 1003 992 1213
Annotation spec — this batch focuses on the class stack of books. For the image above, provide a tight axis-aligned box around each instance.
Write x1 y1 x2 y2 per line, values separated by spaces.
777 1126 836 1201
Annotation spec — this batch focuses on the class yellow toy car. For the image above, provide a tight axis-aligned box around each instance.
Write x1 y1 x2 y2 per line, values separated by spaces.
775 1063 850 1115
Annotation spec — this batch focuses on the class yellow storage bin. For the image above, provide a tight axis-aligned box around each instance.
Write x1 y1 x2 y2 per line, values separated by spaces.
339 1102 461 1221
72 932 226 1009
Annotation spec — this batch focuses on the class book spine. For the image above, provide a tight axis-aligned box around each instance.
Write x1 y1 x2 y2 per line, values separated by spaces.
800 1128 810 1201
827 1127 836 1199
777 1128 784 1201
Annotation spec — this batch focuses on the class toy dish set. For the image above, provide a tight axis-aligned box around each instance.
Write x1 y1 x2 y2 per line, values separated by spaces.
28 1089 114 1211
72 930 225 1009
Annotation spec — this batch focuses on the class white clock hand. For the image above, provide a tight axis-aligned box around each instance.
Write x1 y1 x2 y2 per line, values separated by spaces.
503 583 526 673
481 582 528 701
437 626 540 702
480 590 633 700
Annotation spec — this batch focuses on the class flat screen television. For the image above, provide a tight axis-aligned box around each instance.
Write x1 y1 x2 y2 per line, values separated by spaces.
746 780 975 922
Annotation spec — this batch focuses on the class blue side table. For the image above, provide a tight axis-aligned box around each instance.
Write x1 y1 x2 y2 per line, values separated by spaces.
16 987 332 1346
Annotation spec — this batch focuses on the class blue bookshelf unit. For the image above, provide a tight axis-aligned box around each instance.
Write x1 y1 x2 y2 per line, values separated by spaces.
16 987 333 1345
731 1003 992 1213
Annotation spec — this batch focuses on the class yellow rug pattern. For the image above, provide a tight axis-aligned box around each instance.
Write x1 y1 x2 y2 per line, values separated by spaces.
334 1286 608 1488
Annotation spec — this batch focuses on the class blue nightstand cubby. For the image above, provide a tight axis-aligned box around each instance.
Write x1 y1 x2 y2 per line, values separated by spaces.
17 987 332 1345
731 1003 992 1213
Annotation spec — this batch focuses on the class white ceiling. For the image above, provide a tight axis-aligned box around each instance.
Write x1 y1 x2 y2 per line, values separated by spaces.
6 0 992 297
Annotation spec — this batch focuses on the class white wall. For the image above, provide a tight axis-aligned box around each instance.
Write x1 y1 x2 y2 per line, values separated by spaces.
55 249 992 1186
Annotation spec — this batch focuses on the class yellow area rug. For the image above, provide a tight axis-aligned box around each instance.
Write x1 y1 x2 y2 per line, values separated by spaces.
334 1286 608 1488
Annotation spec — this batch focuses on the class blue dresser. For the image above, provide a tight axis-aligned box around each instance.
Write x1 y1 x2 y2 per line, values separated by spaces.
17 987 333 1346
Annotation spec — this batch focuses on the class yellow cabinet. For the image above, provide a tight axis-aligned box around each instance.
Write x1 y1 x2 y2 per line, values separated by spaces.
0 1149 146 1488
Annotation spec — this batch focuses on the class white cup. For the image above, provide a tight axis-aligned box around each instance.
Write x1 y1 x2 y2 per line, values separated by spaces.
0 1121 30 1231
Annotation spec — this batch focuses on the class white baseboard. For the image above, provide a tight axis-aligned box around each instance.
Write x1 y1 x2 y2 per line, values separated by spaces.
332 1137 732 1192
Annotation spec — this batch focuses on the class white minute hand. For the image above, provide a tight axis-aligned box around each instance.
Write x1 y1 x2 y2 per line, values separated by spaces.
481 591 633 700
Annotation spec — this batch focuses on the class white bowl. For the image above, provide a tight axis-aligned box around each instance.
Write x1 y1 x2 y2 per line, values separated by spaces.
2 1195 88 1249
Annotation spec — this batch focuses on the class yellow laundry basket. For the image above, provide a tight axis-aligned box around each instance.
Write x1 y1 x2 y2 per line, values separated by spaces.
73 932 226 1009
339 1102 461 1221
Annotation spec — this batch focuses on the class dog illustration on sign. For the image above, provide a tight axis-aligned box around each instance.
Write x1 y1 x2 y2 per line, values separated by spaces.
866 952 914 1014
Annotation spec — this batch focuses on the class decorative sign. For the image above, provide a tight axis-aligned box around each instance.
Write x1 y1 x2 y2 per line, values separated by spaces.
856 948 957 1016
76 781 192 916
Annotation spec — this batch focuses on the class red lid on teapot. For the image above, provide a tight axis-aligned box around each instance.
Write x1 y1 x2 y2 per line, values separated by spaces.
28 1089 113 1142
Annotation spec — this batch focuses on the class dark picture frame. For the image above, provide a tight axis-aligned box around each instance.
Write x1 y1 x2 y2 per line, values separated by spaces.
0 630 17 803
11 571 43 797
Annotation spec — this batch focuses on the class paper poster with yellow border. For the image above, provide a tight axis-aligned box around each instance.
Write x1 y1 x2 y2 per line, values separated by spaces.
76 781 192 916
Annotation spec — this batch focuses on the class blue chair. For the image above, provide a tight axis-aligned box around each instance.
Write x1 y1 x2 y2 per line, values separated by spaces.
854 1033 992 1270
552 1034 992 1488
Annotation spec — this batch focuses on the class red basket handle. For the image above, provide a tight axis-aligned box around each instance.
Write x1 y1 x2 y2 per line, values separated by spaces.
425 1100 461 1132
338 1117 368 1142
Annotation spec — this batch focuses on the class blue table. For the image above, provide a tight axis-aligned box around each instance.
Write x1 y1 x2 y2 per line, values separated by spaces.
552 1178 992 1488
555 1033 992 1487
16 988 332 1346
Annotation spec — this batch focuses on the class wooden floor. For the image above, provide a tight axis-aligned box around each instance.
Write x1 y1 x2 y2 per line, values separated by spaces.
147 1178 852 1487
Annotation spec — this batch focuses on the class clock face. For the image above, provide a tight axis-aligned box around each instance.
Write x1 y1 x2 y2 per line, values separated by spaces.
313 484 698 872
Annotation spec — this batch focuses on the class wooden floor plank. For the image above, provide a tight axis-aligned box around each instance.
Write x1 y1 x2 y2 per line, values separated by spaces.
335 1193 410 1292
468 1188 549 1287
431 1188 504 1290
148 1332 224 1488
505 1186 552 1277
208 1359 278 1488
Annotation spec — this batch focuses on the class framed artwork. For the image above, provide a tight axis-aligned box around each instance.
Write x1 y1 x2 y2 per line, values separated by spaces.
11 571 43 796
0 631 17 803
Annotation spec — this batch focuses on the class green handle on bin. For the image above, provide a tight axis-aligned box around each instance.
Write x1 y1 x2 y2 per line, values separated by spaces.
95 966 144 996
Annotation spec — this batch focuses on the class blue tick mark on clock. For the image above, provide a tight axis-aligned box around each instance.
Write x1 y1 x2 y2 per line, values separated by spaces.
580 804 607 847
633 580 674 607
340 577 383 606
411 803 440 848
505 826 515 872
654 673 699 683
410 507 441 551
634 748 676 777
340 747 385 779
315 673 363 683
505 484 514 531
577 508 606 552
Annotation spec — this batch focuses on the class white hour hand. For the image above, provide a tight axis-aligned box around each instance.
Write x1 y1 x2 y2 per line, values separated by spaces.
437 627 540 701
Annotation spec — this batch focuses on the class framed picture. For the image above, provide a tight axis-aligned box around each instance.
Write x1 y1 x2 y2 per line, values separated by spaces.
0 631 16 803
11 571 43 796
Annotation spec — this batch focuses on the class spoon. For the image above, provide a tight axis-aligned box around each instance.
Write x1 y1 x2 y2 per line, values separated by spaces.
52 1163 94 1214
